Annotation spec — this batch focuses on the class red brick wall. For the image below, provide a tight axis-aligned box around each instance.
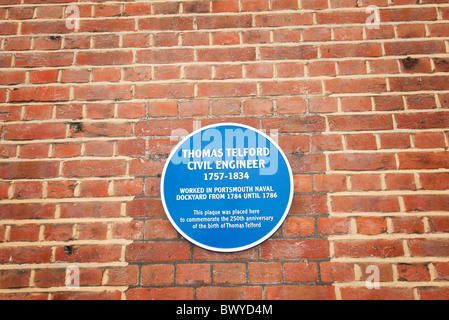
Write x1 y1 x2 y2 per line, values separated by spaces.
1 0 449 300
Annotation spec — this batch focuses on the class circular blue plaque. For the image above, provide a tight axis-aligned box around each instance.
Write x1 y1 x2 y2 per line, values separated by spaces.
161 123 293 252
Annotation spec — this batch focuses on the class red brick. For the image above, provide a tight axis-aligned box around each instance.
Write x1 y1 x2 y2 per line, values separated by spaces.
213 263 246 284
283 217 315 237
325 78 387 93
419 287 449 301
9 86 70 102
92 67 121 82
59 202 121 218
177 264 211 285
245 63 273 79
127 288 194 300
256 13 313 27
385 41 445 55
0 247 52 264
374 95 404 111
275 62 305 78
273 29 301 42
107 266 139 286
263 116 325 133
287 154 327 173
144 220 177 240
413 132 445 148
198 15 252 29
434 262 449 280
420 173 449 190
19 143 50 159
318 218 351 235
320 262 355 282
279 136 309 153
198 82 256 98
126 242 190 262
303 27 331 41
5 123 66 140
52 143 82 158
135 83 194 99
259 45 317 60
117 102 146 119
0 70 25 85
9 224 40 242
63 160 126 177
112 221 143 241
385 173 416 190
129 158 165 176
15 52 73 67
356 217 387 235
84 141 114 156
395 112 449 130
316 11 366 24
0 270 30 289
78 222 108 240
340 287 414 300
345 133 377 150
139 16 194 30
13 181 42 199
334 26 364 41
148 101 178 118
434 59 449 73
397 264 431 281
409 238 449 257
184 65 212 80
54 245 122 263
44 224 73 241
0 203 54 220
404 195 449 212
307 61 336 77
247 262 281 283
73 85 132 101
311 134 343 151
53 291 121 300
79 180 109 198
329 153 396 171
290 195 328 214
328 114 393 131
113 179 144 196
379 132 411 149
0 161 59 179
321 43 382 58
265 286 335 300
179 100 210 117
284 262 318 282
141 265 174 285
332 195 400 212
135 119 193 136
400 58 432 74
340 96 372 112
334 239 404 258
241 0 269 11
196 287 262 300
390 76 449 92
391 217 424 234
79 19 134 33
302 0 329 9
260 239 329 260
137 48 194 64
398 152 449 169
124 198 154 219
315 174 347 192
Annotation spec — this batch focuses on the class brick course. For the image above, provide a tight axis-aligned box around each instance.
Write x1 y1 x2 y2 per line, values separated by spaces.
0 0 448 300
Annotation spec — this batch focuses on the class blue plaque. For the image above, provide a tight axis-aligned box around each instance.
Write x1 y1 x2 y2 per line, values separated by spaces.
161 123 293 252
